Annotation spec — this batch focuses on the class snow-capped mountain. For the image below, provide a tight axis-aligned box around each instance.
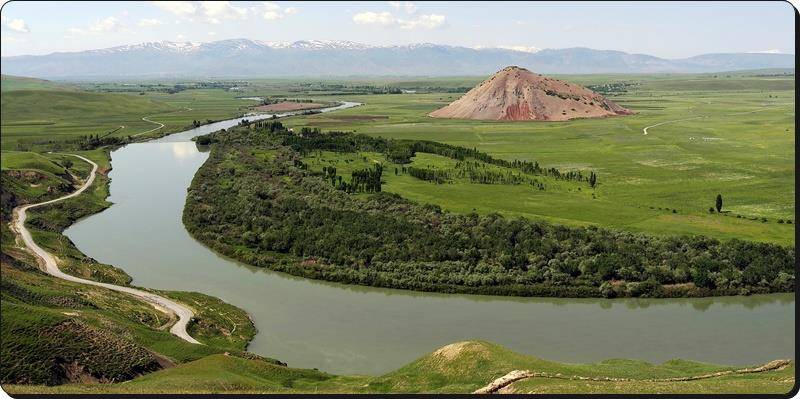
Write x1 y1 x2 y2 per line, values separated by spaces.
1 39 793 78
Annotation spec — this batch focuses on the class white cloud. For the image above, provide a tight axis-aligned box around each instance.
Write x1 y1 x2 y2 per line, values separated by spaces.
353 11 395 26
89 16 121 33
138 18 164 27
200 1 247 24
353 8 445 30
68 16 125 35
388 1 417 14
1 16 30 33
750 49 783 54
262 2 296 20
153 1 197 17
177 33 186 40
399 14 445 30
152 1 294 23
208 31 216 36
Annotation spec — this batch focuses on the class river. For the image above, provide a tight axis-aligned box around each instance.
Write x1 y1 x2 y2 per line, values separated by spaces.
64 102 794 375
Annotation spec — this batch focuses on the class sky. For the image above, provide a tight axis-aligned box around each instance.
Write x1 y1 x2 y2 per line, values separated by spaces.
0 1 795 58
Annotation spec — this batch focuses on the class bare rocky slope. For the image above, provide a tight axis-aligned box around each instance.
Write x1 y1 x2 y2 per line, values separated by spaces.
429 66 633 121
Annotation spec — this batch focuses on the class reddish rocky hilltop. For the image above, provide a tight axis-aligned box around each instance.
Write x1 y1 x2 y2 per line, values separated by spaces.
429 66 632 121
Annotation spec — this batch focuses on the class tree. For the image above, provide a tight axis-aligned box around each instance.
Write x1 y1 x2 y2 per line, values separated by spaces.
589 171 597 188
715 194 723 213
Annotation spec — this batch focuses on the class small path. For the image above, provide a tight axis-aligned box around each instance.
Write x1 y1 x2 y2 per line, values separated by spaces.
642 103 792 136
133 107 193 137
10 154 201 345
473 359 792 394
642 116 706 135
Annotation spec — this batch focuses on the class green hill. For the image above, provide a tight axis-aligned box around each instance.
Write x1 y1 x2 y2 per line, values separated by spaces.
1 75 75 92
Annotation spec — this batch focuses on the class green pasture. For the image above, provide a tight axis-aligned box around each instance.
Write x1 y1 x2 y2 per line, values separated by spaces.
283 75 794 245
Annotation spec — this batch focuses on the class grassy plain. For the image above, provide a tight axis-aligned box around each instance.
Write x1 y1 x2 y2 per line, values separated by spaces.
281 73 795 245
0 76 256 150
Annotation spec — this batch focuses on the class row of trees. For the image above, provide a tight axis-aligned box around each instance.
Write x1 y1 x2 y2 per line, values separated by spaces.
252 121 597 187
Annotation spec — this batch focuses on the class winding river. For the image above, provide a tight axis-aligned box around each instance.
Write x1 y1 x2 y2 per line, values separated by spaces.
64 103 794 376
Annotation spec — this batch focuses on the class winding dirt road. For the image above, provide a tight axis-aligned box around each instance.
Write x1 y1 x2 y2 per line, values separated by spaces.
642 116 706 135
641 103 792 136
10 154 201 345
134 107 193 137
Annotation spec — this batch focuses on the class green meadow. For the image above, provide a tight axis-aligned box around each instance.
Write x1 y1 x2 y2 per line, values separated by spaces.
282 74 795 246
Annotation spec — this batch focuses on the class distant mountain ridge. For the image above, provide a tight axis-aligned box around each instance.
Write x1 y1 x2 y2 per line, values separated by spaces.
1 39 794 78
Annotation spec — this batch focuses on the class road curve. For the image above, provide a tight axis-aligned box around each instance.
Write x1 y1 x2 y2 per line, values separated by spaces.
10 154 201 345
135 107 194 137
642 116 706 135
135 116 165 137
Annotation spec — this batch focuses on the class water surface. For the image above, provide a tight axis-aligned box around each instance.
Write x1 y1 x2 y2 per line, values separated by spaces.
65 106 794 375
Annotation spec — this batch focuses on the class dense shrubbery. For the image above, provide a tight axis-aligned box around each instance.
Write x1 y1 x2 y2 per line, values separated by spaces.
183 125 795 298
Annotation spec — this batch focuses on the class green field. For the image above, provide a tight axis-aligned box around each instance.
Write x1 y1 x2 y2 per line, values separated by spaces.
0 75 257 150
279 74 795 245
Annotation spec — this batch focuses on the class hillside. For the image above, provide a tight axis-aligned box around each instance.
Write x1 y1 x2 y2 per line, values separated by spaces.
4 341 793 394
0 75 75 92
0 40 794 78
429 66 632 121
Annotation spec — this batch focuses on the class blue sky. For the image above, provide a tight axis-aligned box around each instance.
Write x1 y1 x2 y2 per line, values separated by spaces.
0 1 795 58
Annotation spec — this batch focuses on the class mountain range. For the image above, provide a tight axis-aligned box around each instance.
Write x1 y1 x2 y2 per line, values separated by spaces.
1 39 794 78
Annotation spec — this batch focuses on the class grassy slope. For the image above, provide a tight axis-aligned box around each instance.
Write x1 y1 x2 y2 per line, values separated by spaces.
0 75 76 92
281 74 795 245
5 341 793 394
0 151 259 386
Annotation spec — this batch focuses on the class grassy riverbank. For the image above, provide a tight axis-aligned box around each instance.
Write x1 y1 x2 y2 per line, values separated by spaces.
4 340 793 394
1 149 260 386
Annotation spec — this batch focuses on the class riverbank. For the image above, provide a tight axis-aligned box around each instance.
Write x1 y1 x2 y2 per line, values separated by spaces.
4 341 793 394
